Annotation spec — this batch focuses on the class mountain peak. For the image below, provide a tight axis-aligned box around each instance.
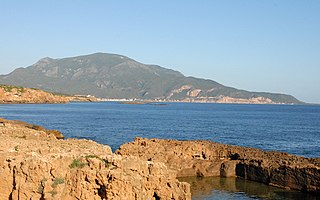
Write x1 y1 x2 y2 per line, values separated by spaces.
36 57 54 64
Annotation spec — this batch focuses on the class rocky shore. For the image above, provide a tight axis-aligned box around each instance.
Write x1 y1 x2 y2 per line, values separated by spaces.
0 84 97 104
0 119 190 199
0 85 70 104
1 118 319 199
117 138 320 194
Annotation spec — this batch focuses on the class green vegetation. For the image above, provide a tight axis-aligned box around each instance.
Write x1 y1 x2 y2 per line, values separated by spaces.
84 154 116 169
37 177 47 194
49 190 58 196
84 154 101 159
69 155 116 169
37 184 44 194
52 177 64 188
0 84 25 93
69 159 86 169
46 177 64 197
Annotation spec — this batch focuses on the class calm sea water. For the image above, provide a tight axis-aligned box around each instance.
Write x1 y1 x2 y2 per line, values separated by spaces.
1 102 319 157
1 102 319 199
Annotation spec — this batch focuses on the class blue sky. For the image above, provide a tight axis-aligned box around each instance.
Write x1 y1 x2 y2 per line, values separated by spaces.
0 0 319 103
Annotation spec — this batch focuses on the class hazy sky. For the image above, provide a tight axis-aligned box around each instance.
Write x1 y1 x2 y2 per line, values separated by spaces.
0 1 319 103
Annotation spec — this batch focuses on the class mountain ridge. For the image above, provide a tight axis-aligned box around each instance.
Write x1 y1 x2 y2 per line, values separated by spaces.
0 53 303 104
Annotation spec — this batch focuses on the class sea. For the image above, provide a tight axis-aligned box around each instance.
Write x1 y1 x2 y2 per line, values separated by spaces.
0 102 319 200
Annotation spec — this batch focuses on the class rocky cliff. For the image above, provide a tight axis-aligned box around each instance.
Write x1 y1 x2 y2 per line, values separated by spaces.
117 138 320 194
0 85 70 104
0 119 190 199
0 84 97 104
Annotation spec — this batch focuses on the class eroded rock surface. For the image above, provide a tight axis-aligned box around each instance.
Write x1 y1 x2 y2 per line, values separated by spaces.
0 85 70 104
117 138 320 194
0 118 65 139
0 120 190 200
0 85 98 104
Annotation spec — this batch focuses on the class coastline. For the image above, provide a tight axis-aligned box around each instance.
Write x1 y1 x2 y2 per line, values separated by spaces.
0 84 308 105
0 118 190 199
98 98 307 105
0 118 319 199
118 138 320 194
0 84 98 104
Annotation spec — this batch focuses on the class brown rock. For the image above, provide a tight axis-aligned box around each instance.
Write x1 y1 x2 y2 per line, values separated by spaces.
0 119 190 199
0 118 64 139
117 138 320 194
0 85 70 104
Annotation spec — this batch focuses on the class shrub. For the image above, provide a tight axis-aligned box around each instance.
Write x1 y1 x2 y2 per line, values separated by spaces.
37 177 47 193
49 190 58 196
52 177 65 188
69 159 86 169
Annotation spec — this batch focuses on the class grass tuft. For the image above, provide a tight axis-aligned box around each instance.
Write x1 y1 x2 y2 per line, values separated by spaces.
52 177 64 188
69 159 86 169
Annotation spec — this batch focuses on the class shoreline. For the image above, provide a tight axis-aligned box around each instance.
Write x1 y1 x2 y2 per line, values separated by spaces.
0 83 311 105
99 98 305 105
118 138 320 194
1 99 315 107
0 118 190 199
0 117 319 199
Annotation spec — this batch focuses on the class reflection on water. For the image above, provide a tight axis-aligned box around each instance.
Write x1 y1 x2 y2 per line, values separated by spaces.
178 177 319 200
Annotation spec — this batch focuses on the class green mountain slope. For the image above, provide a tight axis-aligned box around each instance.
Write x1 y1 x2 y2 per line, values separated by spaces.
0 53 302 104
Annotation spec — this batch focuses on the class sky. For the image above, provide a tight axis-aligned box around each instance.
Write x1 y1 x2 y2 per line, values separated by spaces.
0 1 319 103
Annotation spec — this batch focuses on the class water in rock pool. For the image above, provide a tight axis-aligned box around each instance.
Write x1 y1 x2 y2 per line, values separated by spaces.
1 102 319 199
178 177 319 200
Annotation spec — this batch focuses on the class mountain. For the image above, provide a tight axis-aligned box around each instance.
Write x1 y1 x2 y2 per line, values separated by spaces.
0 53 302 104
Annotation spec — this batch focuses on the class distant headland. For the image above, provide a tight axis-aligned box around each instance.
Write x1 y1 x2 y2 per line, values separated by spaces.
0 84 96 104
